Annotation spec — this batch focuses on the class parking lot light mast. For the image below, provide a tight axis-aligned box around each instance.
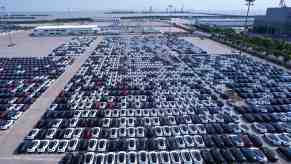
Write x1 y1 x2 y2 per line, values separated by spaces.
168 5 173 34
0 3 4 31
1 3 15 47
240 0 255 55
244 0 255 33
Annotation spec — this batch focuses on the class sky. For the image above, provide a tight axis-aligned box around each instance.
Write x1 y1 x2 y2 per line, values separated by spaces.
1 0 291 14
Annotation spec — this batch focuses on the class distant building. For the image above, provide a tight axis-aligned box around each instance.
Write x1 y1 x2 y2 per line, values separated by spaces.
174 18 254 29
254 7 291 35
32 25 100 36
96 17 121 23
196 18 254 28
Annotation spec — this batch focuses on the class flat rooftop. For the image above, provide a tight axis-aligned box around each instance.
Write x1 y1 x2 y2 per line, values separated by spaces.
35 25 99 30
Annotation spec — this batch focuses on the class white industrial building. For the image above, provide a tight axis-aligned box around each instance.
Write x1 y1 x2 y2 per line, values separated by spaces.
32 25 100 36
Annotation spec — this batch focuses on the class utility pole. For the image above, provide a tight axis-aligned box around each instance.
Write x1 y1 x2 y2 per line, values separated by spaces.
0 2 5 33
244 0 255 33
1 1 15 47
240 0 255 55
168 5 173 34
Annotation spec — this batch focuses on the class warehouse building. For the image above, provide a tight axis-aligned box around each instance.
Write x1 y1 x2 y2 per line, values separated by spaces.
32 25 100 36
254 7 291 35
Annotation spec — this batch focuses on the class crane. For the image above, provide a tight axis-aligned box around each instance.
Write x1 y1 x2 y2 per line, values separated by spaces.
279 0 287 8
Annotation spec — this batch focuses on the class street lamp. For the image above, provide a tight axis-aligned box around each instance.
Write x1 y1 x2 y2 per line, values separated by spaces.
0 1 15 47
240 0 255 55
244 0 255 33
168 5 173 33
0 3 5 30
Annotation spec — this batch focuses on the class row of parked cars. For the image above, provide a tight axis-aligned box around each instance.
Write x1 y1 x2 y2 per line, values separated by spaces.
180 50 291 161
18 35 289 163
0 57 73 130
60 146 281 164
18 132 264 153
49 36 97 57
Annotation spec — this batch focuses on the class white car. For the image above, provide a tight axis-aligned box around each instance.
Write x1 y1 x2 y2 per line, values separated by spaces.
47 140 59 153
193 135 205 148
112 109 119 117
102 118 111 128
106 152 115 164
127 152 138 164
45 128 57 139
87 139 98 152
57 140 69 153
0 120 14 130
188 124 198 135
92 127 101 138
180 150 193 164
72 128 83 138
120 110 127 117
84 152 95 164
51 119 63 128
67 139 79 152
48 104 58 111
105 110 112 117
27 140 40 153
138 151 148 164
37 140 49 153
184 135 196 148
136 127 145 138
149 151 159 164
190 150 203 164
110 128 118 138
69 118 79 128
127 109 135 117
170 151 182 164
73 110 82 118
127 127 136 138
117 151 127 164
64 128 74 139
95 153 105 164
88 111 97 117
81 110 90 118
135 109 142 117
25 128 40 140
97 139 108 152
159 151 171 164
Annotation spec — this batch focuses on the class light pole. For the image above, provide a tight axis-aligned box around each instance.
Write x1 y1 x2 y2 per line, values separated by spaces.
0 3 4 31
240 0 255 55
168 5 173 34
0 1 15 47
6 11 15 47
244 0 255 33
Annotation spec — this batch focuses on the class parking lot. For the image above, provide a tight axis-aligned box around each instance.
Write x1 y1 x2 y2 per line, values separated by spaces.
0 22 291 164
0 34 102 163
0 31 72 57
1 33 286 164
49 37 97 57
183 37 237 54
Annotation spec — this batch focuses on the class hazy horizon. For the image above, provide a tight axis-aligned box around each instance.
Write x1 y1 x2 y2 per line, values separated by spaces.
1 0 290 14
